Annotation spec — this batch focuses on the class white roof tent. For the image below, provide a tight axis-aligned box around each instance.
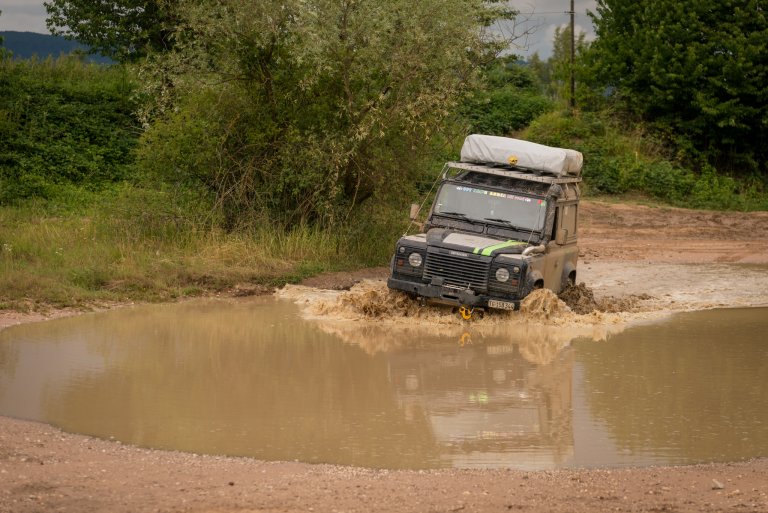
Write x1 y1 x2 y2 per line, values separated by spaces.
459 134 583 182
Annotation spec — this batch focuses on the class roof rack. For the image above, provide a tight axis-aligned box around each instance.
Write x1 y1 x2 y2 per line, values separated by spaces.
446 161 582 185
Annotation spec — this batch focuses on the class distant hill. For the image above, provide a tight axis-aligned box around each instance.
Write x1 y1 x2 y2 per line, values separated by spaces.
0 31 112 64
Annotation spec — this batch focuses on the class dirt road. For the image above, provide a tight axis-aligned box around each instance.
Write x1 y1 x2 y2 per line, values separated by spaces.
1 200 768 512
579 201 768 264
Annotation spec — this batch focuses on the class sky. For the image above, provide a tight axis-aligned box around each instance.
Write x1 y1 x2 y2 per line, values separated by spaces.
0 0 598 59
503 0 598 58
0 1 49 33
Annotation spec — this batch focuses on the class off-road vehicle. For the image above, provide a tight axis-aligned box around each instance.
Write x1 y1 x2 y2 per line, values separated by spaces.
387 135 582 319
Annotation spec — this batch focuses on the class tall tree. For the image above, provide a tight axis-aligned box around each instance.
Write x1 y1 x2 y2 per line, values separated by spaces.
588 0 768 173
549 25 590 106
137 0 520 227
527 52 551 95
44 0 179 62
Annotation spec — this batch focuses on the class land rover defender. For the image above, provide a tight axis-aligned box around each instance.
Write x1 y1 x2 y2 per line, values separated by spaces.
387 135 582 319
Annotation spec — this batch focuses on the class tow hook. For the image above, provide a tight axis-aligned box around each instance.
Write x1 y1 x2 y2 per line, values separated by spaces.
459 305 474 320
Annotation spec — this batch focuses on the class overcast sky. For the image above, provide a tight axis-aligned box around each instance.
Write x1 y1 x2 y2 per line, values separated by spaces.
0 1 48 33
505 0 598 58
0 0 597 59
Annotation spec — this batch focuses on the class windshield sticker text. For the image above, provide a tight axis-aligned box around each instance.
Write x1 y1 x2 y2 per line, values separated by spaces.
455 186 542 205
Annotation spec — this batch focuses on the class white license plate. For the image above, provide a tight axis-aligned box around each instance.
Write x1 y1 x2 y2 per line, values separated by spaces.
488 299 516 311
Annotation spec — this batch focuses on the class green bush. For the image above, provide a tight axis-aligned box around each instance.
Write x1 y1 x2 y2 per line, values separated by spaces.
461 89 552 136
0 56 138 204
521 110 768 211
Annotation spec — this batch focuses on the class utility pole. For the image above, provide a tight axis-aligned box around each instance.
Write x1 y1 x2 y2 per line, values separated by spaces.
570 0 576 110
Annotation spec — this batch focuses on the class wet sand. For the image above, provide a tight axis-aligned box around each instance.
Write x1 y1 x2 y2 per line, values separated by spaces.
2 200 768 512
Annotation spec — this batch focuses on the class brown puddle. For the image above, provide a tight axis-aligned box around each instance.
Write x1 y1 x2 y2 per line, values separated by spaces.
0 297 766 470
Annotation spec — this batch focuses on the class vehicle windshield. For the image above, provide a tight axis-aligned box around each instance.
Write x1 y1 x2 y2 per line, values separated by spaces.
432 184 548 232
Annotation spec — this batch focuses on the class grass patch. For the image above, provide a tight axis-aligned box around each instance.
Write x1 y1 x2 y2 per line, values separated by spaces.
0 185 404 310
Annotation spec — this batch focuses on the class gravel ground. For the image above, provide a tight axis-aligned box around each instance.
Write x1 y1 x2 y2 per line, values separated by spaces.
1 416 767 513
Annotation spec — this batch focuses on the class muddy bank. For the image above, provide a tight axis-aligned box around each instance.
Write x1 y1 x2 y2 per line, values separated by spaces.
1 416 766 513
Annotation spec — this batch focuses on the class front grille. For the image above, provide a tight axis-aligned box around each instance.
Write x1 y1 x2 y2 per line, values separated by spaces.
424 251 490 291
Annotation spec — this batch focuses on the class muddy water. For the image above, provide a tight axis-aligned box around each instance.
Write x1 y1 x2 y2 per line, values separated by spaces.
0 299 766 470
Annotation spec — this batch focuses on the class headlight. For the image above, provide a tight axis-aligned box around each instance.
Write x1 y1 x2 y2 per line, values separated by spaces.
495 267 510 282
512 266 520 274
408 252 423 267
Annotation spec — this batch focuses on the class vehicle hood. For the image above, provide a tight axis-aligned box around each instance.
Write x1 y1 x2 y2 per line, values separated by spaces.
426 228 528 256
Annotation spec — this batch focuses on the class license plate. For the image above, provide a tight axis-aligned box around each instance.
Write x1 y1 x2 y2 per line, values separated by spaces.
488 299 516 311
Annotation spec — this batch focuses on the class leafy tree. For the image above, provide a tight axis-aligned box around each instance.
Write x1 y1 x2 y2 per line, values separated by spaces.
588 0 768 174
549 25 591 106
44 0 179 62
527 53 552 95
137 0 519 227
526 27 591 107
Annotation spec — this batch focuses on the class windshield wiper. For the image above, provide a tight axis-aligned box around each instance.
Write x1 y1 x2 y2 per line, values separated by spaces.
484 217 529 232
438 211 467 217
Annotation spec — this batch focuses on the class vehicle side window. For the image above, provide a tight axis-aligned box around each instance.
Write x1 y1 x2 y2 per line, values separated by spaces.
551 207 560 240
562 204 577 238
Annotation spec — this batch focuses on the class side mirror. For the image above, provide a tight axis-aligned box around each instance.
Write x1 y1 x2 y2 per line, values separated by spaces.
409 203 421 221
555 228 568 245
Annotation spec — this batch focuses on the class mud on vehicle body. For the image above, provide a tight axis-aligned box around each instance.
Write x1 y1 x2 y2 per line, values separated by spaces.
387 136 582 316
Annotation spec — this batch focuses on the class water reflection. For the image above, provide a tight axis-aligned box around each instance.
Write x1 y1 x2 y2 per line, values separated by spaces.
0 300 766 469
315 319 578 468
385 342 573 469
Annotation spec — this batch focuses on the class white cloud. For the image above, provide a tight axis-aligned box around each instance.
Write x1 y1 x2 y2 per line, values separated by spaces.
0 1 49 33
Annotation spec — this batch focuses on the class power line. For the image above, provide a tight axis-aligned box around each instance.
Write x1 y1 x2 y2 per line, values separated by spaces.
516 11 574 15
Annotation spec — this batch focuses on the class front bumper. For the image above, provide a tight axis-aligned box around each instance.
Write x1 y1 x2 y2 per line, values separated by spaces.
387 275 520 311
